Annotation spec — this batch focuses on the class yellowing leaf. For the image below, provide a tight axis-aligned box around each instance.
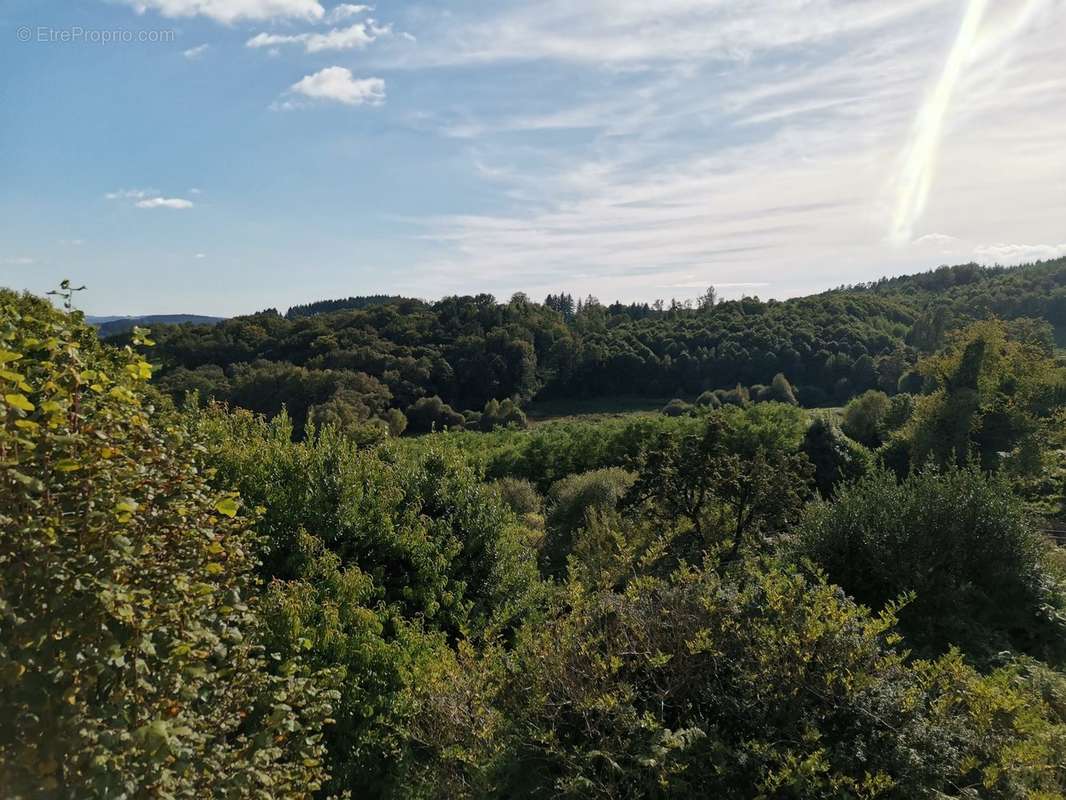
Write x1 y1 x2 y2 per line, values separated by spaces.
0 350 22 364
214 498 240 518
4 393 34 412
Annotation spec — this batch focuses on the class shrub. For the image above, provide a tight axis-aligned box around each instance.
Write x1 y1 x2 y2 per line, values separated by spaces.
695 390 721 409
801 415 872 497
767 372 798 405
413 559 1066 798
493 477 543 517
406 395 466 433
796 465 1063 661
841 389 891 446
0 292 334 798
661 398 690 417
543 468 636 577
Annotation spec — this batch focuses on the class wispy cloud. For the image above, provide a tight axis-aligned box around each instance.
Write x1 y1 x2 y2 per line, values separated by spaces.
324 3 370 24
272 66 385 109
247 19 389 53
136 197 195 209
385 0 1065 301
1 257 35 266
120 0 324 24
105 188 153 200
183 43 209 60
974 242 1066 264
107 189 194 209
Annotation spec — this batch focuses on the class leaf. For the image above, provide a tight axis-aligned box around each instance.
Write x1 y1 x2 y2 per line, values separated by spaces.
4 393 34 412
214 497 240 518
8 469 45 494
0 350 22 364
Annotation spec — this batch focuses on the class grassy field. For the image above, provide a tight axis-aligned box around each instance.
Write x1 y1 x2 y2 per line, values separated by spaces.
525 396 676 424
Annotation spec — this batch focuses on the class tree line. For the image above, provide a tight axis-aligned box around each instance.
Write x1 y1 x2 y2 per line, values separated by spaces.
118 258 1065 441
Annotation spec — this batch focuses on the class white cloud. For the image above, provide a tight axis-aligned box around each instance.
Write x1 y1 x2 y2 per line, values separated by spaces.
120 0 324 24
913 233 960 246
382 0 950 69
107 189 194 209
246 19 389 52
105 188 153 200
1 257 34 266
135 197 195 209
973 243 1066 265
277 67 385 108
194 253 207 259
325 3 370 23
183 44 209 59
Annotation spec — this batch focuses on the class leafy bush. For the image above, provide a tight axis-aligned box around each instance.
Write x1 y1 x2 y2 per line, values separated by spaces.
492 477 543 517
797 465 1064 662
903 321 1065 474
543 468 636 577
841 389 891 446
0 292 335 797
661 398 691 417
801 415 873 497
406 395 466 434
411 559 1066 799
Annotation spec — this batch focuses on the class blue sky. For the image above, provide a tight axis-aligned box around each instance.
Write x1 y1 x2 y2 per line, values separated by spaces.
1 0 1064 316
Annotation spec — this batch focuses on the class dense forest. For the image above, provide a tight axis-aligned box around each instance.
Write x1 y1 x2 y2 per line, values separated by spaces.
3 260 1066 798
126 258 1066 440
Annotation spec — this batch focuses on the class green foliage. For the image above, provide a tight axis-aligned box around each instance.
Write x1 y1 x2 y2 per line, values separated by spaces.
480 397 528 431
410 558 1066 799
801 415 873 498
626 413 813 562
492 477 543 519
901 320 1066 475
0 291 335 798
695 389 721 408
188 404 548 793
660 398 691 417
406 395 466 434
258 531 452 795
768 371 799 405
841 389 892 447
797 465 1066 662
10 265 1066 800
543 468 636 577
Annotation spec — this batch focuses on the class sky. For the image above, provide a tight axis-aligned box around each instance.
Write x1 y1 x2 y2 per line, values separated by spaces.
1 0 1064 316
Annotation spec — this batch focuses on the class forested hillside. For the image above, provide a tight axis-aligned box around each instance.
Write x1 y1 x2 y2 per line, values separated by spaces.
123 258 1066 438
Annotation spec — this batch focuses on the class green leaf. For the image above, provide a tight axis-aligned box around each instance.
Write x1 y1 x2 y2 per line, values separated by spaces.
214 497 240 518
4 393 34 412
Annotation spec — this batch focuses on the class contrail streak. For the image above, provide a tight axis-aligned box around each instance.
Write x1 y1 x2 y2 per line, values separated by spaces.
890 0 987 245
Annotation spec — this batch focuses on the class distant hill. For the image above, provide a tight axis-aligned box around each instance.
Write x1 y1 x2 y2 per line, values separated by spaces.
89 314 224 338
